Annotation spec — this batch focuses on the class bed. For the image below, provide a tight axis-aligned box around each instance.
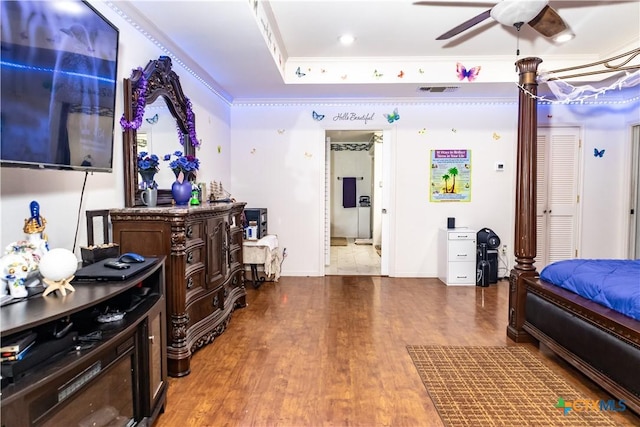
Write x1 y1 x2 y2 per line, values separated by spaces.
507 55 640 415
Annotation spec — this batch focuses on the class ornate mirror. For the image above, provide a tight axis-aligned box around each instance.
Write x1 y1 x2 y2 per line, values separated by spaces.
122 56 197 207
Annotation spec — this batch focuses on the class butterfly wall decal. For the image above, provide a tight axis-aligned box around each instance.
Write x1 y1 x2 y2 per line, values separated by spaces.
397 70 404 78
295 67 306 78
145 113 158 124
312 111 325 121
456 63 481 82
594 148 605 158
492 132 501 140
384 108 400 124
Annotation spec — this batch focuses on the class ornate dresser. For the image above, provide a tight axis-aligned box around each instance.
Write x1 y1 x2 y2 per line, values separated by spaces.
110 202 246 377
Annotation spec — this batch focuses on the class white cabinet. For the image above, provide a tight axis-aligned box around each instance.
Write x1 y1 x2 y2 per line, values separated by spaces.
438 228 476 286
358 207 371 238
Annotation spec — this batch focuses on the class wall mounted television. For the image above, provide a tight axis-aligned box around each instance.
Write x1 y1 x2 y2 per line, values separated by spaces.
1 0 119 173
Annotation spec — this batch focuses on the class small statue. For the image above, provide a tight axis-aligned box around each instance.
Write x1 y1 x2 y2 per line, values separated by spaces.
0 253 31 298
1 201 50 298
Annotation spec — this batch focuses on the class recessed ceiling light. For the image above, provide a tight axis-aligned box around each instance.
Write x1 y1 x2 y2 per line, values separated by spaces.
338 34 355 45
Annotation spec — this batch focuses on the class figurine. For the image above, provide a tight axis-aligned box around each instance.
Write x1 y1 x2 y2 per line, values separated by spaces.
1 201 50 298
0 253 31 298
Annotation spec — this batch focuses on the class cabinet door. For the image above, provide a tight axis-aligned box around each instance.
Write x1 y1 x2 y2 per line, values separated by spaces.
146 301 167 418
206 215 227 289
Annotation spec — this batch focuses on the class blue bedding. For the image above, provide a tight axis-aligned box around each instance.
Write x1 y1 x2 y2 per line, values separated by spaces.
539 259 640 321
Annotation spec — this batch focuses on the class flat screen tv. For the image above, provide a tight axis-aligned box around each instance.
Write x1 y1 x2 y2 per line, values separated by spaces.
1 0 119 172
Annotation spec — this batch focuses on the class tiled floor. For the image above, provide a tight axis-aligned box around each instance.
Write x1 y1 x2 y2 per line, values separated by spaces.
325 237 381 275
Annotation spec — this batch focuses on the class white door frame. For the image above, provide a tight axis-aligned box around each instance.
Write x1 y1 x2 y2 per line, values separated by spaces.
322 129 395 276
627 124 640 258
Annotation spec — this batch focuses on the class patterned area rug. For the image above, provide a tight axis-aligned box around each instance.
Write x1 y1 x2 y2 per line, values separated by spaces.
330 237 348 246
407 346 619 427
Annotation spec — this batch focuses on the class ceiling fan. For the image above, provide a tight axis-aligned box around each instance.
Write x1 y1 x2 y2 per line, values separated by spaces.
415 0 572 41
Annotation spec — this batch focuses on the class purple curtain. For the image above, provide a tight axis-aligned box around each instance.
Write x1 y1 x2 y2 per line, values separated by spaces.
342 177 356 208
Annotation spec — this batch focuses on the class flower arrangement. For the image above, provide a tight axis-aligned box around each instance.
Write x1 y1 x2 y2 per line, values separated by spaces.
137 151 160 189
137 151 160 172
164 151 199 181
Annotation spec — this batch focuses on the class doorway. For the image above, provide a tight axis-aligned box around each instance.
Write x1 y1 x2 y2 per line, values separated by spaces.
324 130 382 275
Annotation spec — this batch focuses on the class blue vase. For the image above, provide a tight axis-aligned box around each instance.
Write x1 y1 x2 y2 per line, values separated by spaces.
139 169 157 190
172 179 192 206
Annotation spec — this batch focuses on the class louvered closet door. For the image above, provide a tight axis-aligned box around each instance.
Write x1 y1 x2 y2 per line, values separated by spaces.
535 127 580 270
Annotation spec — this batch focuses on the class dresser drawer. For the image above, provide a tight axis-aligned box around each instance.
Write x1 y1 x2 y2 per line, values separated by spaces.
185 221 204 241
447 261 476 284
448 240 475 261
185 267 205 300
185 244 204 267
448 231 475 241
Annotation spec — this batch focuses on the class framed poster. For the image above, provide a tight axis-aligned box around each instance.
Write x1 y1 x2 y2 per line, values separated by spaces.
430 149 471 202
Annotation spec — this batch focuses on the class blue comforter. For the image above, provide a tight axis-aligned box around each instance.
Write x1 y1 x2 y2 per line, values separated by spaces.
539 259 640 321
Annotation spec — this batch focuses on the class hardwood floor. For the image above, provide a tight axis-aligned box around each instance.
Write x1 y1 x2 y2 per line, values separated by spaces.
155 276 639 427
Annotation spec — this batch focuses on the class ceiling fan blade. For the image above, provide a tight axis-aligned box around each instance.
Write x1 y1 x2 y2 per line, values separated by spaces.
527 5 568 38
436 9 492 40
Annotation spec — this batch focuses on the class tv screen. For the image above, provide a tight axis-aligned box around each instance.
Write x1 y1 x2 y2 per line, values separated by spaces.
1 0 119 172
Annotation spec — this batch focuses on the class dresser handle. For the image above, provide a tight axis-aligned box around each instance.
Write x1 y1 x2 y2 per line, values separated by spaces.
186 225 193 238
224 287 229 298
213 295 219 307
187 252 194 264
186 277 193 289
149 335 155 344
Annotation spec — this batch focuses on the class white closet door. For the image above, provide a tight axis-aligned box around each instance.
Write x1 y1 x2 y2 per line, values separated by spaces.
536 127 580 269
535 133 548 270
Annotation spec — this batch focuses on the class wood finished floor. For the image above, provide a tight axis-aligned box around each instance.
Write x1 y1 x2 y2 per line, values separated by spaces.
155 276 639 427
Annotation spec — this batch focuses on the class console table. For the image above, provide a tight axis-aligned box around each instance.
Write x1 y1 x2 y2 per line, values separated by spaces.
0 258 167 427
110 202 247 377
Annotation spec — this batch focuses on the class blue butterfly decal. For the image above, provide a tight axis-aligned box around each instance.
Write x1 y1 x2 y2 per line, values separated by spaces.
594 148 605 158
384 108 400 123
312 111 324 121
295 67 306 78
145 113 158 124
456 63 481 82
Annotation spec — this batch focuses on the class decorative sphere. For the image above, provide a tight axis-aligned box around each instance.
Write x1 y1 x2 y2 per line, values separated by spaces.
39 248 78 281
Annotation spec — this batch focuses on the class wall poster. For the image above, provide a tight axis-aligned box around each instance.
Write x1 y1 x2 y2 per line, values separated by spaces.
430 149 471 202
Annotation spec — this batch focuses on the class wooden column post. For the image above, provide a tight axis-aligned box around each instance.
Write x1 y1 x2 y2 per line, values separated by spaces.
507 57 542 342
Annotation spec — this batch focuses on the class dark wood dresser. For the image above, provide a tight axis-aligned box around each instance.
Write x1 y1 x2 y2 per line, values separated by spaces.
110 202 246 377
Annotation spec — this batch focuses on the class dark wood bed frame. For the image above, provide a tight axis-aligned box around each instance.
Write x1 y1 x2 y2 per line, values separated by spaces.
507 57 640 415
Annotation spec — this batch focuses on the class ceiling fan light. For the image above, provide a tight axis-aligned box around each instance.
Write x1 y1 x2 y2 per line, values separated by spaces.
553 30 575 43
490 0 549 26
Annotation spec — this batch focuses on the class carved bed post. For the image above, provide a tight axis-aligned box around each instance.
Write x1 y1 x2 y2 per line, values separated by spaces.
507 57 542 343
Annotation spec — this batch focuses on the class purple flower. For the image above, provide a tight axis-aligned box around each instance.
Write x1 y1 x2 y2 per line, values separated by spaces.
164 150 199 178
119 68 148 131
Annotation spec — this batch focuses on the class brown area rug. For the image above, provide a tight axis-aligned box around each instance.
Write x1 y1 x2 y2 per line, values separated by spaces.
407 345 619 427
330 237 348 246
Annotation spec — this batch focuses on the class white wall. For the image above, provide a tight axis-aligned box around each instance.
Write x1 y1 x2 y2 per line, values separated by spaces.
0 1 231 257
231 96 639 278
